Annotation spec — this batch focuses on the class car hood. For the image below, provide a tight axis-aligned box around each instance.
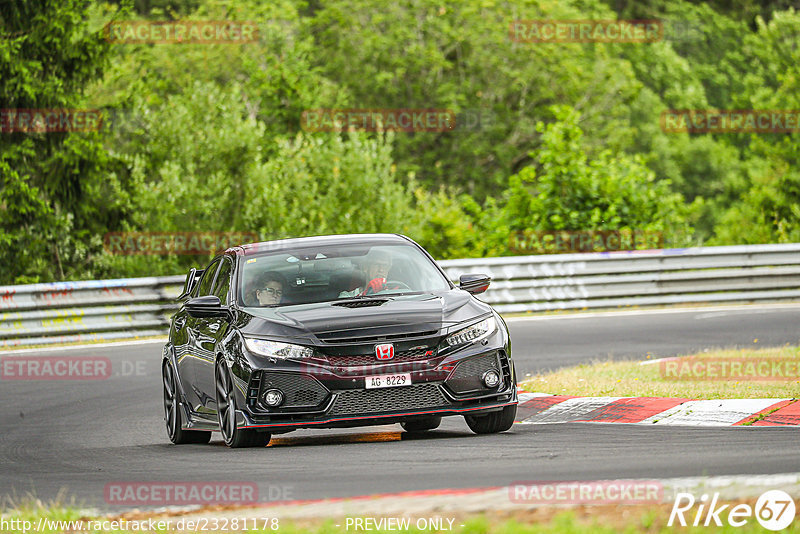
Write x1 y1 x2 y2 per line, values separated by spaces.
237 290 490 344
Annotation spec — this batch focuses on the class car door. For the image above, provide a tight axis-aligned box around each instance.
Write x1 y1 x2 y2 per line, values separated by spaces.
193 256 234 417
171 306 195 408
185 258 221 417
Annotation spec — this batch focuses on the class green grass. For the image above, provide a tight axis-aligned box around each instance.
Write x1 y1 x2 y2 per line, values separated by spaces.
519 345 800 399
0 498 88 533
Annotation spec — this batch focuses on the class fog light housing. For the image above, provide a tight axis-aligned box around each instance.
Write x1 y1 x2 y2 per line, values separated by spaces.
263 389 284 407
482 370 501 388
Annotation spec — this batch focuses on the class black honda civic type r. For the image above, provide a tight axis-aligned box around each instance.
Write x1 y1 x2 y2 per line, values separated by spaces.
162 233 517 447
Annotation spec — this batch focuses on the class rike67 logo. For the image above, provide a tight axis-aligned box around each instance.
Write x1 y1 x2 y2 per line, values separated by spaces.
669 490 796 530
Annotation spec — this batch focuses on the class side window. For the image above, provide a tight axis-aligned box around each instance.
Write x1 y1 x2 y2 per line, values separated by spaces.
212 258 233 304
194 259 220 297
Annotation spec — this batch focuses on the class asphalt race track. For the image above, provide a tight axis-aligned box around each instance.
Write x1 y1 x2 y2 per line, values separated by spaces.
507 303 800 372
1 304 799 511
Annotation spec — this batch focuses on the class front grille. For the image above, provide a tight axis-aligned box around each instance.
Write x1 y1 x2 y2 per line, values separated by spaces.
258 372 329 409
450 352 500 380
329 383 448 416
316 329 438 344
324 347 436 367
445 352 501 395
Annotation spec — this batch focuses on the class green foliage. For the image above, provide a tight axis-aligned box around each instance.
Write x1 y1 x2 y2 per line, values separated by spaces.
95 81 268 277
307 0 645 197
2 0 800 283
0 0 118 284
712 161 800 245
407 187 482 260
241 131 413 239
94 80 416 276
710 9 800 244
502 106 691 243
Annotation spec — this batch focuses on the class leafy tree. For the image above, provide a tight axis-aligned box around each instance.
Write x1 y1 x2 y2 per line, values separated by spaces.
92 0 347 138
0 0 120 284
96 80 419 276
711 9 800 244
406 187 484 260
4 0 800 284
501 106 691 245
307 0 648 198
242 131 413 239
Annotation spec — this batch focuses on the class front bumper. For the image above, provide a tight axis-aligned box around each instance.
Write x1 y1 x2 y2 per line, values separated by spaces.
239 348 517 431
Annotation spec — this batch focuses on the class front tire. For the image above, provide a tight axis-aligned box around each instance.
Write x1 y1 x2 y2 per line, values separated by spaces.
400 416 441 433
464 404 517 434
215 360 271 448
162 362 211 445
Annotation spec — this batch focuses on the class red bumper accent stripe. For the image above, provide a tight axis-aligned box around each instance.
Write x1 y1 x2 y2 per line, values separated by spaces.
575 397 692 423
240 401 517 429
515 395 575 422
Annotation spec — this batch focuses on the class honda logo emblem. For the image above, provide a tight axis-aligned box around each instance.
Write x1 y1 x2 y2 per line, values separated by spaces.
375 343 394 360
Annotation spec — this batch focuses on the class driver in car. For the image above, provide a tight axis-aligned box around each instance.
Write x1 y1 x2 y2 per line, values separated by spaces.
339 250 394 297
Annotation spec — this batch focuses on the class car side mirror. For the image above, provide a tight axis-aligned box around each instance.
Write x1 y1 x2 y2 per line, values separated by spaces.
459 274 491 295
185 295 229 318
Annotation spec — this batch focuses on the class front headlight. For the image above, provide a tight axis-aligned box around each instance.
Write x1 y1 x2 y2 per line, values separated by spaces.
243 338 314 359
445 316 497 347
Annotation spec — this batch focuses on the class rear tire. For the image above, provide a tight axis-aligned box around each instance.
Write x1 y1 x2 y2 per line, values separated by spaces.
400 416 441 433
162 362 211 445
464 405 516 434
215 360 271 448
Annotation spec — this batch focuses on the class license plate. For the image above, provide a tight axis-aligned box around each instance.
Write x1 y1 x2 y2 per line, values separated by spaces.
365 373 411 389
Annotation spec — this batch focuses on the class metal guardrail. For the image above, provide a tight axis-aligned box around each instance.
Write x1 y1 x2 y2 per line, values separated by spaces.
0 276 184 347
439 243 800 313
2 244 799 347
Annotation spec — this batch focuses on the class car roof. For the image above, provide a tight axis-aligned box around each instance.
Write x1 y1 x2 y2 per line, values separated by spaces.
227 233 413 257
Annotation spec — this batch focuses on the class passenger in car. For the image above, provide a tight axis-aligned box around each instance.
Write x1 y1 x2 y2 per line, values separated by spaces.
255 271 286 305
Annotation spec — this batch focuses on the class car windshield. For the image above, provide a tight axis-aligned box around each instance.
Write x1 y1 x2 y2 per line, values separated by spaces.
238 243 451 307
